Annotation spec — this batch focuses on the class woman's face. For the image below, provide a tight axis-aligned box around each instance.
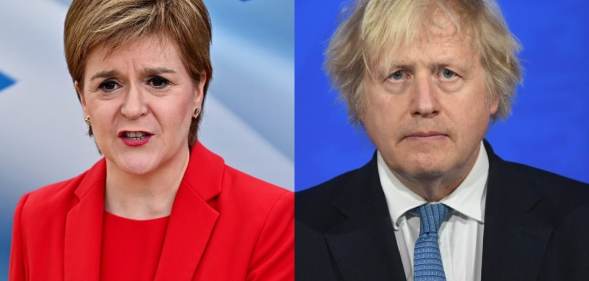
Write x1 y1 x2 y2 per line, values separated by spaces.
79 35 204 176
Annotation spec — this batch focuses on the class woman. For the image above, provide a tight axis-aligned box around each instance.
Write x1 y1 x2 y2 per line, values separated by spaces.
8 0 293 280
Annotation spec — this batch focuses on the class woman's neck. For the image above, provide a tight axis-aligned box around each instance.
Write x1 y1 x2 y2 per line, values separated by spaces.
104 149 190 220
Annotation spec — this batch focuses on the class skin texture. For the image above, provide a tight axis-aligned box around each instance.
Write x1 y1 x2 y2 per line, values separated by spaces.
77 34 204 219
360 13 498 201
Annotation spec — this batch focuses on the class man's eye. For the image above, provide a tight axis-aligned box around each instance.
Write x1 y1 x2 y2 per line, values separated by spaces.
98 80 120 92
387 70 407 81
148 76 170 89
440 68 458 80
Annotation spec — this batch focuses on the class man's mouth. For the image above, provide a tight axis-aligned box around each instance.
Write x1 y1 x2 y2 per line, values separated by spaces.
406 131 447 138
403 131 449 142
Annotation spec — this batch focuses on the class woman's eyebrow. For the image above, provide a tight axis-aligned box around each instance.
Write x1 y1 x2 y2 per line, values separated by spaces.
90 70 118 81
143 67 176 75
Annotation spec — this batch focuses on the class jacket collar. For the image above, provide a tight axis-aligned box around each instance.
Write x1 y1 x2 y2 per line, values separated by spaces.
153 142 222 281
481 140 552 281
64 159 106 281
324 140 553 281
326 156 407 281
64 141 224 281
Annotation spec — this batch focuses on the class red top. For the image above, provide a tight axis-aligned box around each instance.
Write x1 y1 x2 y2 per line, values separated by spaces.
10 142 293 281
100 211 169 281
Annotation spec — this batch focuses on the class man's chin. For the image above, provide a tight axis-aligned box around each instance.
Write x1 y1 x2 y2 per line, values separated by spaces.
410 170 447 182
396 160 449 181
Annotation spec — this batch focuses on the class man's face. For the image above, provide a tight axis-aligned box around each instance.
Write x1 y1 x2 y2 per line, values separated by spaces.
360 22 498 185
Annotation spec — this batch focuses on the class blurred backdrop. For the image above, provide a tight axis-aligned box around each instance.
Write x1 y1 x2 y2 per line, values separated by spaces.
0 0 293 277
296 0 589 191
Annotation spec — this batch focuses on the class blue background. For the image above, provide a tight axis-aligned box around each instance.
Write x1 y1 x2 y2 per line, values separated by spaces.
295 0 589 191
0 73 15 92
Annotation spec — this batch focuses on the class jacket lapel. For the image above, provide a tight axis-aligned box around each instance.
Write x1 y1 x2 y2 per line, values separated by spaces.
153 142 222 281
481 142 553 281
64 159 106 281
325 157 407 281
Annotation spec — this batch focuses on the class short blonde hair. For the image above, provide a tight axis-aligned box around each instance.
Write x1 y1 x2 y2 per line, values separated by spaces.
326 0 522 122
64 0 212 147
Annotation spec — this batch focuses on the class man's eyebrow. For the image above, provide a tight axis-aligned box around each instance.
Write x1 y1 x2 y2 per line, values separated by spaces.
382 63 416 75
431 61 471 73
90 70 118 81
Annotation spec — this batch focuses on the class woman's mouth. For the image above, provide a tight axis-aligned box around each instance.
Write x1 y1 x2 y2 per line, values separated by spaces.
118 131 153 147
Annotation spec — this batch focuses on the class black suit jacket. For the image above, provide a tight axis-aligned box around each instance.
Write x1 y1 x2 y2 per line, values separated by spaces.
296 142 589 281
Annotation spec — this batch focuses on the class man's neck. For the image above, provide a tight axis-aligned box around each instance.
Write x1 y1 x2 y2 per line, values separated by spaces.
389 146 480 202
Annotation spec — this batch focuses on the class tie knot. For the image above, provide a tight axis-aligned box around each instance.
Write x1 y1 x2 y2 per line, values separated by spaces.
417 203 449 234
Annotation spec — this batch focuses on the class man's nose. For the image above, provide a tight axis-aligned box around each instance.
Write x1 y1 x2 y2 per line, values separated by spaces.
410 74 439 118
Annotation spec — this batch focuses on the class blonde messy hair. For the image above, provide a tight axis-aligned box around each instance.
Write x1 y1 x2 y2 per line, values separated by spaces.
64 0 212 147
326 0 522 122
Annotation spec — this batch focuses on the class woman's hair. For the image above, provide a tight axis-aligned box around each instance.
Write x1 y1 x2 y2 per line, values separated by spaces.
326 0 522 122
64 0 213 147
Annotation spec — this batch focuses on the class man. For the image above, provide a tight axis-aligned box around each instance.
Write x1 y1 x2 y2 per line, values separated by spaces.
296 0 589 281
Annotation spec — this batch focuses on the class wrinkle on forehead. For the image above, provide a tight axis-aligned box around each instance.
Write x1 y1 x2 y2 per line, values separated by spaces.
362 0 479 79
81 33 175 82
83 34 184 86
384 32 477 73
98 33 173 62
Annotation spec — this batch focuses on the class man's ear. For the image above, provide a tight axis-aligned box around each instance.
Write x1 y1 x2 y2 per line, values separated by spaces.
489 93 500 116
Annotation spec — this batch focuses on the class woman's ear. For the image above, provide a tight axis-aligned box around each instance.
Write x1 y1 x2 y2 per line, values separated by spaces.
74 81 88 115
193 73 206 108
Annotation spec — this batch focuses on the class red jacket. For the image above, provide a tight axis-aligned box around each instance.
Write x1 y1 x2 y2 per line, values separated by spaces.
9 142 293 281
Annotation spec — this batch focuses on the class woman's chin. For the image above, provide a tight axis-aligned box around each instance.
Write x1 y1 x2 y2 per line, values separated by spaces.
111 157 158 176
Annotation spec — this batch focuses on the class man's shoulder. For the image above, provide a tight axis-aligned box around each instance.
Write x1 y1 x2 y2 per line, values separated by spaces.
296 159 376 230
497 158 589 197
492 157 589 220
297 161 372 206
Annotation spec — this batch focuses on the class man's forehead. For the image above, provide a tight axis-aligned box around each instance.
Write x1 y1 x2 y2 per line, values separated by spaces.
371 31 478 71
363 3 478 70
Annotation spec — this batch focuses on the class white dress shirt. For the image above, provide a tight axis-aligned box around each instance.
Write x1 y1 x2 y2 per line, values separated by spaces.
378 143 489 281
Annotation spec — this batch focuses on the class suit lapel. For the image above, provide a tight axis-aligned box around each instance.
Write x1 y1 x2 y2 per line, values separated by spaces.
64 143 225 281
153 142 223 281
326 220 406 281
64 159 106 281
325 157 407 281
481 142 553 281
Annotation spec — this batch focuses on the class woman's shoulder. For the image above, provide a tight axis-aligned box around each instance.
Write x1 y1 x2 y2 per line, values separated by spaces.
17 174 83 218
17 160 104 217
189 143 291 202
219 165 293 232
223 165 291 200
217 165 293 222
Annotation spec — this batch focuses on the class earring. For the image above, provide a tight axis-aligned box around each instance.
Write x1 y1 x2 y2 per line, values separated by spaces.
84 116 91 127
193 107 201 119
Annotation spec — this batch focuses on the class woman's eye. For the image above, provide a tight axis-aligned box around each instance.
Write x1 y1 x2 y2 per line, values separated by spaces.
440 68 458 80
387 70 407 81
148 76 170 89
98 80 120 92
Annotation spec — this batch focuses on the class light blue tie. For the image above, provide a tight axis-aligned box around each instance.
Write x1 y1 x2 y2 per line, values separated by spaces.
413 203 450 281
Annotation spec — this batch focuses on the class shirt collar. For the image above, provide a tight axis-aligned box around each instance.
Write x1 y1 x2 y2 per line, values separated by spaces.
378 142 489 230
